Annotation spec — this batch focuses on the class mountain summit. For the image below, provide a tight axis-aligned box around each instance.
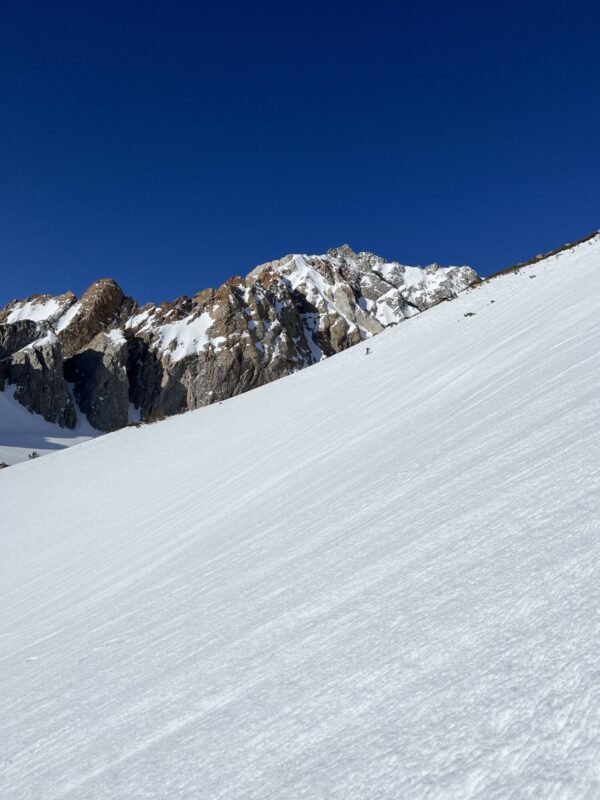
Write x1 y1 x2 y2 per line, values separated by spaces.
0 247 477 434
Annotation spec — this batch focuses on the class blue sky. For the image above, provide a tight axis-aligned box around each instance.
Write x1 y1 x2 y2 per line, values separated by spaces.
1 0 599 306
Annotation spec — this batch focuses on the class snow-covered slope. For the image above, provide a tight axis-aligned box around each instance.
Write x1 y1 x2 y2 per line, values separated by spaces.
1 234 599 799
0 386 97 465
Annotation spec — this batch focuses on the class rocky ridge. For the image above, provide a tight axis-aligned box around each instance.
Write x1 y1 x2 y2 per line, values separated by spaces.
0 246 478 432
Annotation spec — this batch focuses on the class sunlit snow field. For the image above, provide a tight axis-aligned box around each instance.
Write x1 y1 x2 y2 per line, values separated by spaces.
1 236 599 798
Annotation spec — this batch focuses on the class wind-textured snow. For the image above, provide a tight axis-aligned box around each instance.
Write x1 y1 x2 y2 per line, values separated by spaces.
1 235 599 799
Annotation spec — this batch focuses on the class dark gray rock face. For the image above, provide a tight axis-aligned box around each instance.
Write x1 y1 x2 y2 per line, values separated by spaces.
64 332 129 431
0 320 42 360
4 334 77 428
0 246 479 432
124 337 165 421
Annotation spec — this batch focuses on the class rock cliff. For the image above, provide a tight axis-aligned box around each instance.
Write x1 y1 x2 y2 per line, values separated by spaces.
0 246 478 431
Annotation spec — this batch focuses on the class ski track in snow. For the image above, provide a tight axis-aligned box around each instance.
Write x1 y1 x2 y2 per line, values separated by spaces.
1 237 600 798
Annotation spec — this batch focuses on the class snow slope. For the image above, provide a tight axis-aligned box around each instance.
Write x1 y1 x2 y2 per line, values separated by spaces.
1 235 599 799
0 387 98 465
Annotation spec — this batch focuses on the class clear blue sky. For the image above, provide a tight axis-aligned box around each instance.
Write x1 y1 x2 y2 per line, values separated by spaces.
2 0 599 306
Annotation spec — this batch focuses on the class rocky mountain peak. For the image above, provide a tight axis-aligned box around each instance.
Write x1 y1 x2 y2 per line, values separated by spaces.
0 246 479 433
58 277 132 359
326 243 358 259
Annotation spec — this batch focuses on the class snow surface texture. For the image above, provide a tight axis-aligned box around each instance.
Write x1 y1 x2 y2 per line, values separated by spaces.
1 235 600 799
0 387 97 465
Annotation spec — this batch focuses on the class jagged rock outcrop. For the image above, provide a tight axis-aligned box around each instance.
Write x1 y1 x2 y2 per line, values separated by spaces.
57 279 135 359
64 331 130 431
1 333 77 428
0 320 42 360
0 245 478 431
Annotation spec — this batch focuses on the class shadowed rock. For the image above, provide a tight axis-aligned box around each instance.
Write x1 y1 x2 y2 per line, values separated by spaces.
64 331 130 432
0 320 43 359
4 334 77 428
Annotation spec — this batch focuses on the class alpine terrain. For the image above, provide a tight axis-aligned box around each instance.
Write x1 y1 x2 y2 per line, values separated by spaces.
1 233 599 798
0 246 476 463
